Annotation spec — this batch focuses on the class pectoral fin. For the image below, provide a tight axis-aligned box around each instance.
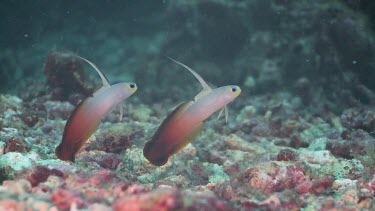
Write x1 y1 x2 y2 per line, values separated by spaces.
224 105 229 123
217 105 229 123
118 103 124 121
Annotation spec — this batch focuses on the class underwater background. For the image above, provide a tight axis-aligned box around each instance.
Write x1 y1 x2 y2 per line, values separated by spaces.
1 0 375 210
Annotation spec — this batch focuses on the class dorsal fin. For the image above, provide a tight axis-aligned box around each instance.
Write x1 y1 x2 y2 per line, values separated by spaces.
76 56 111 87
167 57 212 101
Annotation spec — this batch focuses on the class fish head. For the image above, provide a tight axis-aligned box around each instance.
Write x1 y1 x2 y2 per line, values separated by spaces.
111 82 138 100
222 85 241 101
123 82 138 93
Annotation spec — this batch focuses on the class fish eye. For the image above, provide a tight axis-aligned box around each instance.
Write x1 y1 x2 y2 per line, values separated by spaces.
129 83 135 89
231 87 237 92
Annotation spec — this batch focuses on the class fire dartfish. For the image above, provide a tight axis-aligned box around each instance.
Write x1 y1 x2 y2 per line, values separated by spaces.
55 56 137 162
143 58 241 166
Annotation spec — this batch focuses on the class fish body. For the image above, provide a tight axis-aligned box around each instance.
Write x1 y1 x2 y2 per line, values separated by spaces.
143 59 241 166
55 57 137 162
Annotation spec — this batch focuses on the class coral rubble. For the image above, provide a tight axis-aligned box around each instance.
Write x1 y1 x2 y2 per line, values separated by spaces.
1 0 375 210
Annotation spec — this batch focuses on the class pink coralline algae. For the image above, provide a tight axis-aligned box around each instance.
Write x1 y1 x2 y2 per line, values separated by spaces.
361 176 375 196
326 129 368 159
295 180 313 194
18 111 39 127
182 191 233 211
341 108 375 132
310 176 334 194
112 187 233 211
299 150 335 165
87 133 134 154
244 162 305 194
91 153 123 170
241 194 301 211
51 189 87 210
25 166 64 187
4 136 30 153
274 117 309 139
276 149 298 161
45 170 123 209
251 124 272 137
113 188 183 211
